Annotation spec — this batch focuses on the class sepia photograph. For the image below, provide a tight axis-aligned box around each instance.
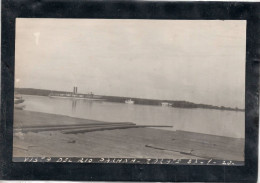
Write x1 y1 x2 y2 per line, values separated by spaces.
13 19 246 164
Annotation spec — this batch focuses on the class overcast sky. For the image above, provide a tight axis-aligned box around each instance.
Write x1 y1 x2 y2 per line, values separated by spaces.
15 19 246 108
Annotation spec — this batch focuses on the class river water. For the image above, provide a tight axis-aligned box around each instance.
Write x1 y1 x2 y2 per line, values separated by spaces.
20 95 244 138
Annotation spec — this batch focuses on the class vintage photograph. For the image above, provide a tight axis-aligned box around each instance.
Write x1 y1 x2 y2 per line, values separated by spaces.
13 19 245 163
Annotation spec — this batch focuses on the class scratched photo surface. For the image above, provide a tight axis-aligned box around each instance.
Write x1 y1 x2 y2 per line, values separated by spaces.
13 19 246 164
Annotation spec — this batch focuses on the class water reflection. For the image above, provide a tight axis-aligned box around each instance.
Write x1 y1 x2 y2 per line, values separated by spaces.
72 99 77 112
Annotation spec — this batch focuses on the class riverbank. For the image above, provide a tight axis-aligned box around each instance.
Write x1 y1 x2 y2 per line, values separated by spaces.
13 110 244 161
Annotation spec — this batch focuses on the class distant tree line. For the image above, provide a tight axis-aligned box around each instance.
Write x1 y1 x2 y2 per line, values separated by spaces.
15 88 245 112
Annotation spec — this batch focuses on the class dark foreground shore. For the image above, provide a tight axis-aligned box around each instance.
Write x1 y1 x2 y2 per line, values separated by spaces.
13 110 244 161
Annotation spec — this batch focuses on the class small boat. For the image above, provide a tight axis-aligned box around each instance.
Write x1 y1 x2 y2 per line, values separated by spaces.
161 102 172 107
14 94 25 110
125 99 134 104
14 98 25 104
14 95 25 104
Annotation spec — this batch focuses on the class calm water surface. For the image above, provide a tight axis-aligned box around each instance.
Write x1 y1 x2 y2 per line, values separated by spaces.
20 95 244 138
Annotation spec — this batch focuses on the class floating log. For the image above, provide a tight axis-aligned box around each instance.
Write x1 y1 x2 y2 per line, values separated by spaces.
14 122 137 133
15 122 135 129
62 125 173 134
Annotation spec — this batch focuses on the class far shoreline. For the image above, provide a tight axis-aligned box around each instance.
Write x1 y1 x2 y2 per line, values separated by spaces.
15 88 245 112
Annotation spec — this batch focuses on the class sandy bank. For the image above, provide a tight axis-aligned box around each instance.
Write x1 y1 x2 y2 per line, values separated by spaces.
13 110 244 161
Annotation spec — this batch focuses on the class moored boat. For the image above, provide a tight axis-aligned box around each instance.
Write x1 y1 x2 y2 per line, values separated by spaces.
14 94 25 110
14 95 25 104
125 99 134 104
49 87 105 101
161 102 172 107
